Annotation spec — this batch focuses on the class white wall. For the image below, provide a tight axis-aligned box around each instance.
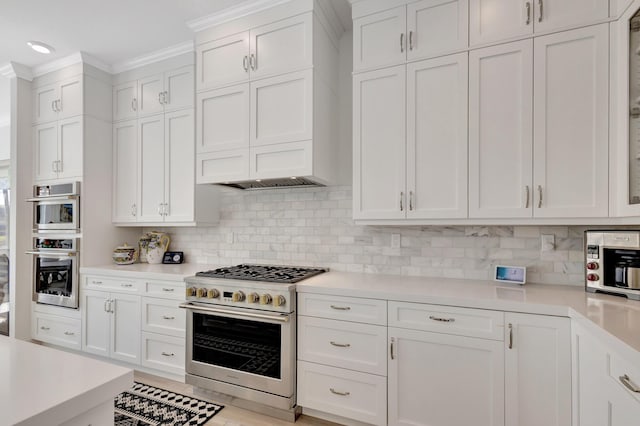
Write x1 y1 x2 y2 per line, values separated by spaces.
0 76 10 161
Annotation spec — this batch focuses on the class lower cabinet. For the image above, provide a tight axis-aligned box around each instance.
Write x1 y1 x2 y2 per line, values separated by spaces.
573 321 640 426
82 289 141 364
32 310 81 350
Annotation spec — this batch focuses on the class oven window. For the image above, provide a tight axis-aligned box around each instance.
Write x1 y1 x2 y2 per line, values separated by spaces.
35 203 74 225
192 313 282 379
35 257 73 297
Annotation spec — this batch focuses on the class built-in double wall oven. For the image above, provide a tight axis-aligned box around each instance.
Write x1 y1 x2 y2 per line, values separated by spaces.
27 182 80 309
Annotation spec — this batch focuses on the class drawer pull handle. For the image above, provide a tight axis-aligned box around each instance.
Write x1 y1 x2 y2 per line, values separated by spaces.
329 388 350 396
330 305 351 311
161 352 175 357
162 316 175 320
40 326 50 331
64 331 75 336
620 374 640 393
429 316 455 323
330 341 351 348
121 283 133 288
508 323 513 349
162 288 175 292
93 280 103 285
390 337 395 360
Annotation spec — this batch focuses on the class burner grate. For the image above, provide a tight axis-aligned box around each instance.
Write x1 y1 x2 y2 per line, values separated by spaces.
195 264 327 283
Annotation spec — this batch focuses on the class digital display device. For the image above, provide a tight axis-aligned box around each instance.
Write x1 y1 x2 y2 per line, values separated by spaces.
494 265 526 285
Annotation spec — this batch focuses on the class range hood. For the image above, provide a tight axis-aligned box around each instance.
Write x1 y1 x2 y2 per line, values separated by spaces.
218 176 325 190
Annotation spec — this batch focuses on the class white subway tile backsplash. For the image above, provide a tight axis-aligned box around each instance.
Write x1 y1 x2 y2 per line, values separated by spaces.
149 185 590 286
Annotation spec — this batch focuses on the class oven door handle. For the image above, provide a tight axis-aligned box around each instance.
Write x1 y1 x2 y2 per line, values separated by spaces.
26 195 78 202
179 302 291 323
25 250 76 257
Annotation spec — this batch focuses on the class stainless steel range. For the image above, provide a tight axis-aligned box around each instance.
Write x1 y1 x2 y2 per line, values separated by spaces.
181 264 326 421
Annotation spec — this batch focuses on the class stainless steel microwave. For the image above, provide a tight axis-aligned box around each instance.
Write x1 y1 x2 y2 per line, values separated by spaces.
27 182 80 231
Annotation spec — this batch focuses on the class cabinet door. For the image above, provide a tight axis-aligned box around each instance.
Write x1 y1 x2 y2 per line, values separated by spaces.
164 66 194 112
609 387 640 426
469 40 533 218
82 290 110 357
33 122 59 181
572 323 608 426
469 0 532 46
57 116 83 179
388 327 505 426
407 53 468 219
249 13 313 80
138 74 164 117
138 115 165 222
353 66 406 220
504 313 571 426
164 109 195 223
196 149 250 184
32 83 59 124
250 70 313 147
113 120 138 223
533 24 609 217
534 0 609 34
110 292 140 364
407 0 468 61
113 81 137 122
57 76 83 119
197 84 250 153
354 6 407 72
196 31 249 91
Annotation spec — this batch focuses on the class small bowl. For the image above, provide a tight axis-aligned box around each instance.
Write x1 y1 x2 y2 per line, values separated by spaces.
113 244 138 265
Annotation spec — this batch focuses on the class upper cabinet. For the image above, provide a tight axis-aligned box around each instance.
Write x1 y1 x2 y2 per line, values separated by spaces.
113 66 194 122
194 2 342 187
469 0 609 46
353 0 468 72
33 76 83 124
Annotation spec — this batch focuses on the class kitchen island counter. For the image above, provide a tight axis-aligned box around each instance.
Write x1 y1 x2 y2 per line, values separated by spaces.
0 336 132 425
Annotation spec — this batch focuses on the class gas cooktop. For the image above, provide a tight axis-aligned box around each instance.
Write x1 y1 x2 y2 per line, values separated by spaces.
195 264 327 283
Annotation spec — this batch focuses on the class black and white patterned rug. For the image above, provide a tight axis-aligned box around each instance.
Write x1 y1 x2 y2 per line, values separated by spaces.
115 382 224 426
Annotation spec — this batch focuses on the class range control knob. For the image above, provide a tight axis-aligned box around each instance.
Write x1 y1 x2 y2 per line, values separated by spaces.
587 273 600 281
186 287 197 297
273 295 286 307
196 288 207 298
248 292 259 303
586 262 599 270
259 294 273 305
207 289 220 299
232 291 246 302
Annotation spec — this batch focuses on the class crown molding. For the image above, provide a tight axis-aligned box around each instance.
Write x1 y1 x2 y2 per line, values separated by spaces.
187 0 292 32
0 62 33 81
111 40 194 74
30 52 112 78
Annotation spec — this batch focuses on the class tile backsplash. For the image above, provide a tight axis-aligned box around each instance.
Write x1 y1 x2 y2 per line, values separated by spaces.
151 185 595 286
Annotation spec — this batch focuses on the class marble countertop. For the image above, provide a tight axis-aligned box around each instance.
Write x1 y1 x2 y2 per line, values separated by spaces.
80 262 221 281
297 272 640 362
0 336 133 425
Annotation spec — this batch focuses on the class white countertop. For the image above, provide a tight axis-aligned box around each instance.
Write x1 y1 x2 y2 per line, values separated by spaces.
0 336 133 425
80 262 221 281
297 272 640 362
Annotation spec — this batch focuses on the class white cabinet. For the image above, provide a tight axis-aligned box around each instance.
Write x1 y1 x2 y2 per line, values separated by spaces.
32 311 81 351
504 313 571 426
470 25 608 219
82 289 140 364
196 14 312 91
388 327 505 426
33 76 83 124
353 1 468 72
196 84 250 153
112 120 138 223
297 294 388 426
113 66 194 122
33 116 83 181
469 0 608 46
354 53 468 220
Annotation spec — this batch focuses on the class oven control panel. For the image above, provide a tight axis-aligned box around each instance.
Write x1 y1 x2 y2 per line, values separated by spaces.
184 281 293 313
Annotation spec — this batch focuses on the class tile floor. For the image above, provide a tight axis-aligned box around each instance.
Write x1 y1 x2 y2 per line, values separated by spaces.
134 371 339 426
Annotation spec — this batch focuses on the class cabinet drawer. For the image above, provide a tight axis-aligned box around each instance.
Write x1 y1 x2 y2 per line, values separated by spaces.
298 293 387 325
141 332 185 376
609 351 640 404
32 313 81 350
144 280 184 300
83 275 142 293
298 316 387 376
142 298 185 338
389 301 504 340
297 361 386 426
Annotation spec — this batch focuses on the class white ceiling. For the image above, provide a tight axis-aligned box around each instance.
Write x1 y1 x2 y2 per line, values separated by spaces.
0 0 350 71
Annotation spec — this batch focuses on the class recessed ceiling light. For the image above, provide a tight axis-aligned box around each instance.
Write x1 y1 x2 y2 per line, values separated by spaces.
27 41 55 54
